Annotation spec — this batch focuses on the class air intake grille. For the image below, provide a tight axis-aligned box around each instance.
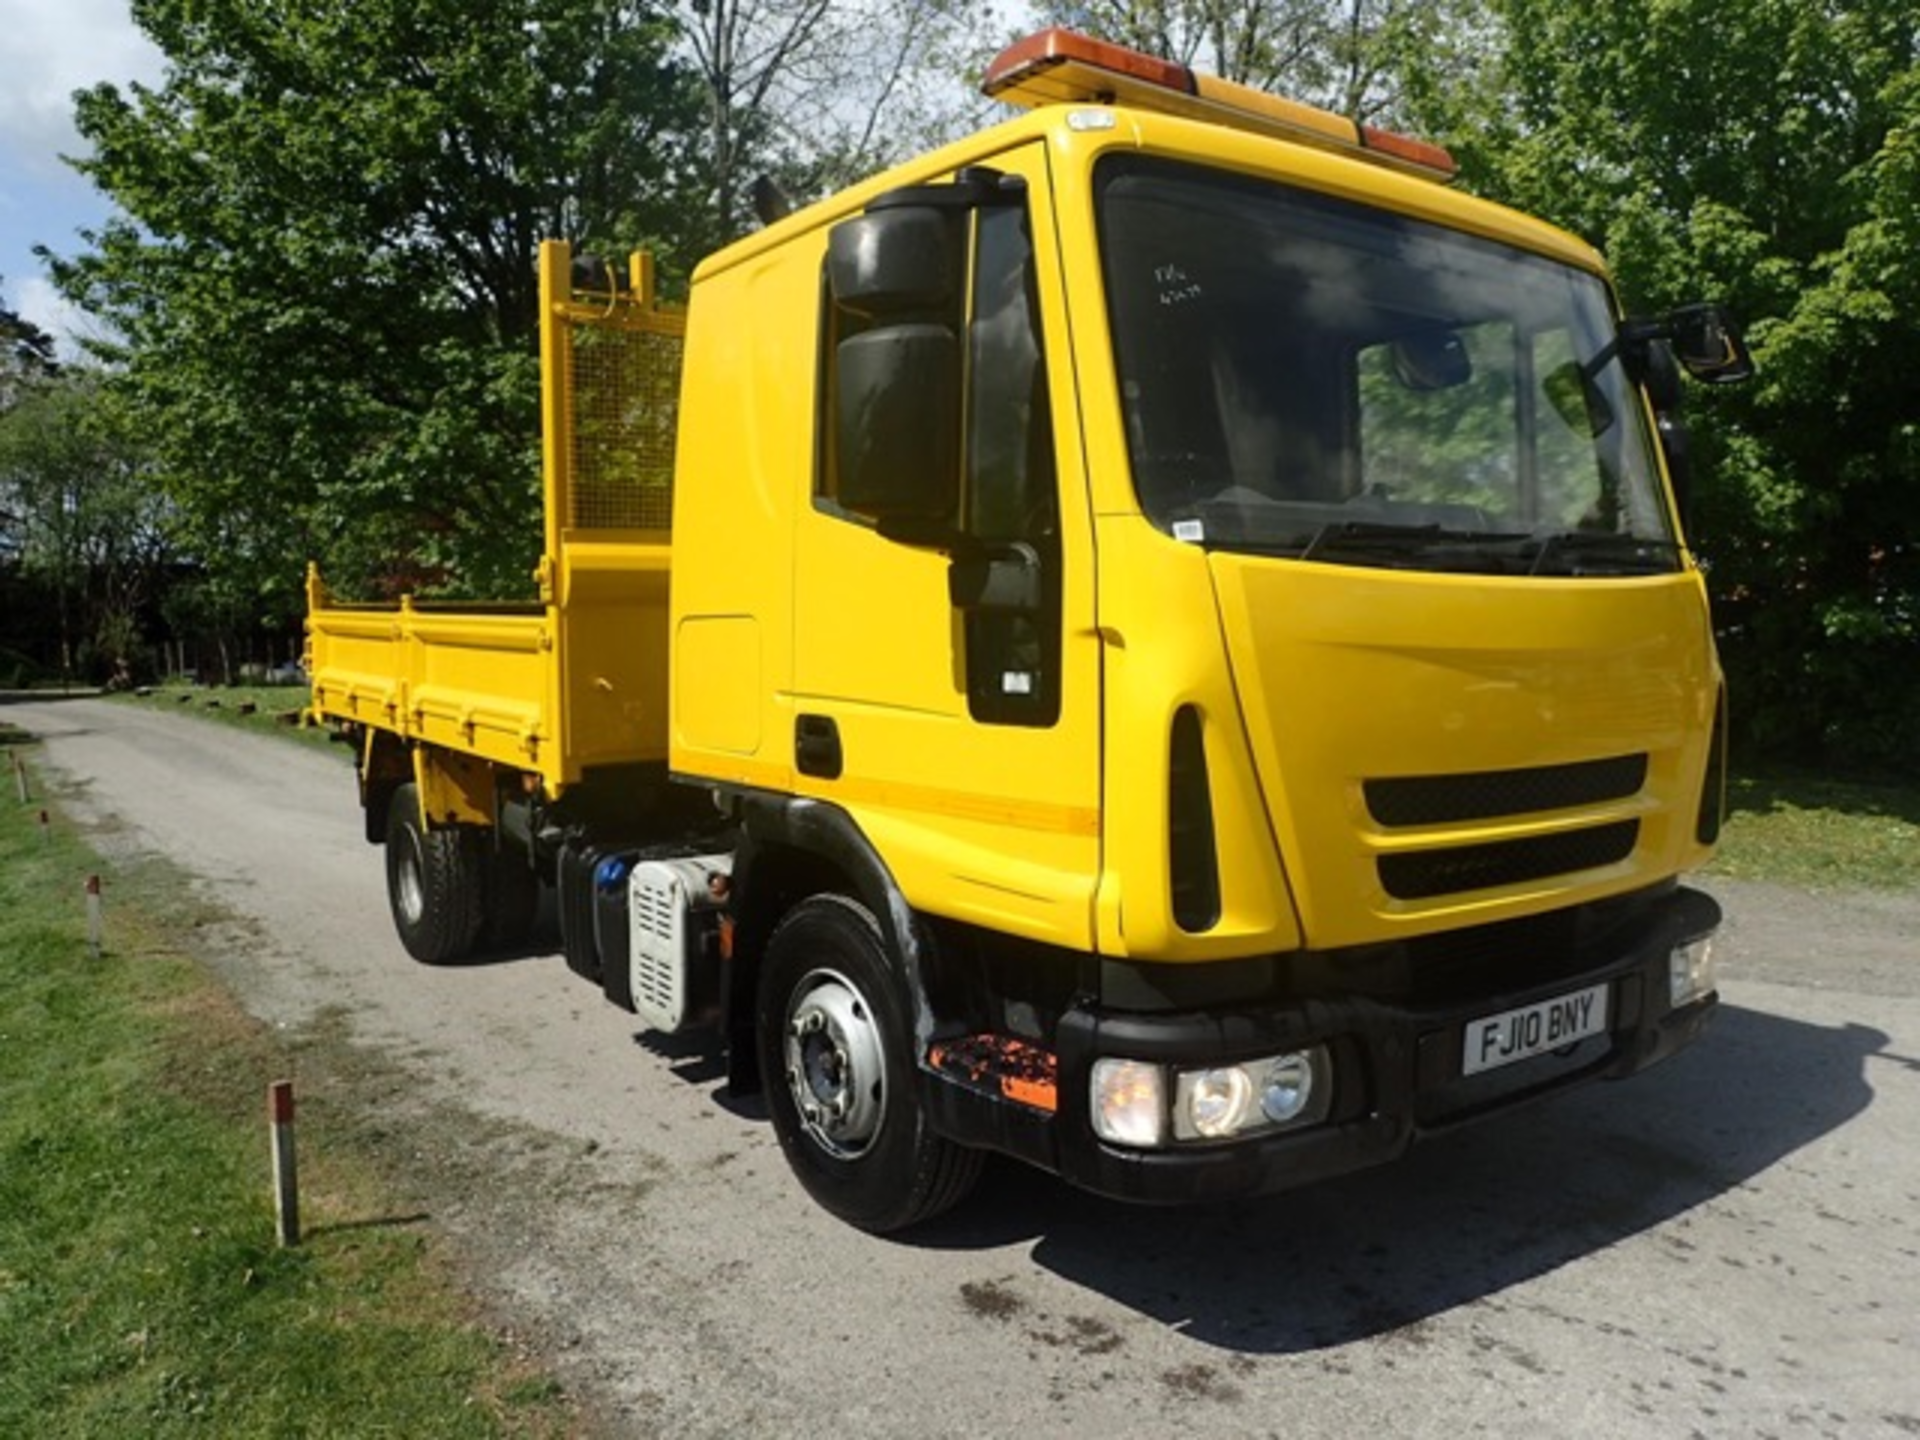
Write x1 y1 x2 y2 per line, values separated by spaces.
1378 821 1639 900
1696 692 1727 845
1168 705 1220 932
1365 754 1647 828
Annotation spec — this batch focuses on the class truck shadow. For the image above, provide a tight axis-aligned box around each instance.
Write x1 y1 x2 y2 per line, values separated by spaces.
911 1002 1883 1352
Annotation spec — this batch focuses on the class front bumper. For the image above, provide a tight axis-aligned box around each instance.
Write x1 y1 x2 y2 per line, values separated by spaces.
922 885 1719 1205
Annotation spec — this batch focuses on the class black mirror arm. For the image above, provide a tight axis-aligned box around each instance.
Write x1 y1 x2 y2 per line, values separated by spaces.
867 169 1027 215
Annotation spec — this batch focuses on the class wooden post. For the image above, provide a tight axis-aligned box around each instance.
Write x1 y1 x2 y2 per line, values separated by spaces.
85 875 102 958
269 1080 300 1246
10 750 26 804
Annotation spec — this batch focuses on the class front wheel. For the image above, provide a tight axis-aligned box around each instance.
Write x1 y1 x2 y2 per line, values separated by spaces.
384 782 485 964
757 895 981 1232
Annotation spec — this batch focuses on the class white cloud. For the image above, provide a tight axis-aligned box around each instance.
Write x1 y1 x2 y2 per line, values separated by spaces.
0 0 164 173
14 273 80 344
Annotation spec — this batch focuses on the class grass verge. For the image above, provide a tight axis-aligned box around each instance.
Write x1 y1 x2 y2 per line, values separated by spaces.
0 743 571 1438
1710 769 1920 892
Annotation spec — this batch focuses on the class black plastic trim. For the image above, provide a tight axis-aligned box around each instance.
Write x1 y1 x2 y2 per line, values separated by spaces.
918 885 1720 1206
1696 689 1727 845
1168 705 1221 932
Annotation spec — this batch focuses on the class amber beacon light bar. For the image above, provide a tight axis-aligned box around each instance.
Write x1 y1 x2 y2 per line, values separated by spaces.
982 27 1459 184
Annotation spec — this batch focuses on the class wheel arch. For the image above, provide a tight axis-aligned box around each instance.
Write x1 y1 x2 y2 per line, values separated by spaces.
723 794 932 1096
359 728 412 845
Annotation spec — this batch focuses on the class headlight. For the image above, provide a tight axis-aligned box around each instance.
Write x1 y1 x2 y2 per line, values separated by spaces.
1090 1058 1166 1147
1170 1047 1331 1143
1670 934 1717 1008
1258 1052 1316 1124
1092 1048 1334 1149
1180 1067 1254 1139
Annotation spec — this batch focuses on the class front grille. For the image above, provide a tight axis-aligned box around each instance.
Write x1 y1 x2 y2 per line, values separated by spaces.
1365 754 1647 827
1378 821 1639 900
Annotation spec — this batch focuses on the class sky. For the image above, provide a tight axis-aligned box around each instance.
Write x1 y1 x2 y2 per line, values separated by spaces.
0 0 162 352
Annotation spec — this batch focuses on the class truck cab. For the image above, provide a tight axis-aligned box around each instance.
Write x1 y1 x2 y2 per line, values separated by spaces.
663 31 1742 1220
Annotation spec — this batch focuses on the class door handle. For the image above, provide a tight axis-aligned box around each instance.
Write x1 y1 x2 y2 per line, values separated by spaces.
795 714 843 780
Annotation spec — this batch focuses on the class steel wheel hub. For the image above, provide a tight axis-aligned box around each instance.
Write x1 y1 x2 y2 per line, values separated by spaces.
396 834 426 925
783 969 886 1160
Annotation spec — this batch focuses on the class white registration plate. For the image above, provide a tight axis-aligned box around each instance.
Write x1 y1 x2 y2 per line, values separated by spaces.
1461 983 1609 1076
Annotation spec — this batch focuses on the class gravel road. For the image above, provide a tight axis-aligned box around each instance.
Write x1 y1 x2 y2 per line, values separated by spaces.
10 694 1920 1439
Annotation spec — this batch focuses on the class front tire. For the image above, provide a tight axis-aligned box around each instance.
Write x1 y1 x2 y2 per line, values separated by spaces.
757 894 981 1232
384 782 485 964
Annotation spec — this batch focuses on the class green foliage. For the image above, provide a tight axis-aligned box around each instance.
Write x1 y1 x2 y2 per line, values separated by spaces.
0 370 170 680
1713 770 1920 891
1405 0 1920 775
52 0 706 602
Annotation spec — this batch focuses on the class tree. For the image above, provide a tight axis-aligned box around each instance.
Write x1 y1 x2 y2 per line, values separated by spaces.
1 284 59 412
50 0 707 602
0 371 169 683
1403 0 1920 774
679 0 986 240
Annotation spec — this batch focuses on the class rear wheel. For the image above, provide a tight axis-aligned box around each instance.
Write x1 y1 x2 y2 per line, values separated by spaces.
757 894 981 1232
384 782 485 964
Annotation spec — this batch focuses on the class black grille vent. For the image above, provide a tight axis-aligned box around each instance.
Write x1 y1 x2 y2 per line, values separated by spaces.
1378 821 1640 900
1168 706 1220 933
1365 754 1648 828
1696 692 1727 845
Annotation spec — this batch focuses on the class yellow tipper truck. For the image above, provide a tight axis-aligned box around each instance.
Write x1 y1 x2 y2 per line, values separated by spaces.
308 28 1756 1231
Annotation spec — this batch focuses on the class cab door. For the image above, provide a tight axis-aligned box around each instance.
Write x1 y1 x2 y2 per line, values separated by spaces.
789 142 1101 950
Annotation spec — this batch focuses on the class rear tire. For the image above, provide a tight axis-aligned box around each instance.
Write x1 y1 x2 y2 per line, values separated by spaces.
757 894 981 1232
384 782 485 964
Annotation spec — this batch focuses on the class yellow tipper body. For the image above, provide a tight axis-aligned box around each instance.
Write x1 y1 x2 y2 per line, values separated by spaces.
307 244 683 813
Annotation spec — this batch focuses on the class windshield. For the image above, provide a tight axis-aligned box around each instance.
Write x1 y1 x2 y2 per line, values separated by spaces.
1097 157 1676 576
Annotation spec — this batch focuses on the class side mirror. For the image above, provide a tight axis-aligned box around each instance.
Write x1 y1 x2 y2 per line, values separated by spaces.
1389 328 1472 391
826 205 963 526
834 325 960 524
1622 303 1755 387
1543 359 1616 437
1667 303 1755 384
828 208 956 317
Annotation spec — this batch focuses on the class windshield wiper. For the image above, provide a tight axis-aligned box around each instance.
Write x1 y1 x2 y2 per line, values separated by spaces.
1526 531 1681 576
1299 522 1546 573
1299 521 1451 563
1291 523 1680 576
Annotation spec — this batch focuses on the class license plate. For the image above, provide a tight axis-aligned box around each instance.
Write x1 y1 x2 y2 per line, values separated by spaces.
1461 983 1609 1076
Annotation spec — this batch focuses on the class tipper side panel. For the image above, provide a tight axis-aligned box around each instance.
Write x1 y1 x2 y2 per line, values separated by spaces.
306 242 684 799
541 242 684 784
